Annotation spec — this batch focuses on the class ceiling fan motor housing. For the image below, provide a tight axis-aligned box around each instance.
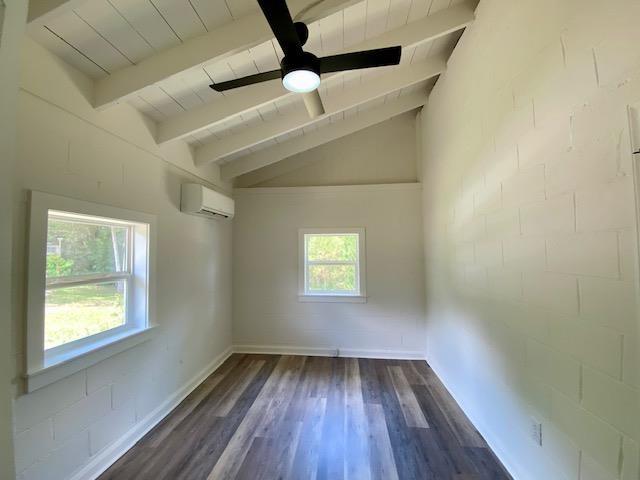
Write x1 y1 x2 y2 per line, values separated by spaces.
281 51 320 79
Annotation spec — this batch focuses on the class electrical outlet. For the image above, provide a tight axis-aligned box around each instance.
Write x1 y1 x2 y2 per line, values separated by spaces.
529 418 543 446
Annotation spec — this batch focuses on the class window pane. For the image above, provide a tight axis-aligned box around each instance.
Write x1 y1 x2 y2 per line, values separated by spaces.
308 264 357 293
46 215 129 279
307 234 358 262
45 281 126 349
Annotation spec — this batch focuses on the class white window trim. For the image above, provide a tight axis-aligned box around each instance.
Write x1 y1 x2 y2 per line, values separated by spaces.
25 191 158 392
298 228 367 303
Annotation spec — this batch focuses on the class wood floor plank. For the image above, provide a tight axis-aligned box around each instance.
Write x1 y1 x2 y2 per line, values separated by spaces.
211 359 265 417
387 366 430 428
145 354 245 448
147 373 225 447
464 446 513 480
251 358 313 480
411 384 481 476
256 420 304 480
137 358 263 479
288 396 327 480
256 357 311 480
207 355 306 480
234 436 274 480
316 358 346 480
236 414 303 480
142 358 272 480
265 355 321 428
365 403 399 480
358 358 382 405
99 445 157 480
414 426 464 478
401 361 428 386
374 360 434 480
267 356 333 480
174 356 280 480
414 361 487 449
252 356 306 438
98 355 512 480
307 356 333 399
345 358 371 480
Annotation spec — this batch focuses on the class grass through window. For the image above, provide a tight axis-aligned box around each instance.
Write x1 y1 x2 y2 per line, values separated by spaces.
44 282 125 349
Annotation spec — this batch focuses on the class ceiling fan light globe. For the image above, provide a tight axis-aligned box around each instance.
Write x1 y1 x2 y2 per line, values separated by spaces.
282 69 320 93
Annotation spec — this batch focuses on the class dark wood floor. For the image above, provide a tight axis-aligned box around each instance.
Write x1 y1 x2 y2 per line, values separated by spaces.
100 354 511 480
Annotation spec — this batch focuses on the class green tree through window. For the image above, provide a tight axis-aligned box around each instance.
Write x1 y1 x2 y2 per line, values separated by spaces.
46 217 128 278
303 232 362 295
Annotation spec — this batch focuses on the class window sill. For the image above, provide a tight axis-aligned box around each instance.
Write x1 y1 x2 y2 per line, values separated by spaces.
25 325 157 393
298 295 368 303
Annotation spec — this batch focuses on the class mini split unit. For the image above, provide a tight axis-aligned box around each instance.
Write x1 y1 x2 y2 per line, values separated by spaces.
180 183 235 219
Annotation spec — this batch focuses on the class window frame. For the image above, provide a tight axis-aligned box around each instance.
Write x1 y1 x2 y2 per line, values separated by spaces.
298 228 367 303
26 191 157 392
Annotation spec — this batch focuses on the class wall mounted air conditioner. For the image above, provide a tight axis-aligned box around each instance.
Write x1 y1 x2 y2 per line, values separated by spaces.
180 183 235 219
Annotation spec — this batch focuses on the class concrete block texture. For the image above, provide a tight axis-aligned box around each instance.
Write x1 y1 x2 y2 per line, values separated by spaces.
11 40 233 480
421 0 640 479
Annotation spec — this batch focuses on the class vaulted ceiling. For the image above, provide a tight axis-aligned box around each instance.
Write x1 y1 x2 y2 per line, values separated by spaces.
27 0 476 181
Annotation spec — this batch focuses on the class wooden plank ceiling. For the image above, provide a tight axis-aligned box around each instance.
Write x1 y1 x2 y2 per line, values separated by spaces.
27 0 476 178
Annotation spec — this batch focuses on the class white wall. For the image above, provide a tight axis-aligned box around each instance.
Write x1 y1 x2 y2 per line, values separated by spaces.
232 184 426 357
420 1 639 479
235 112 418 188
1 2 28 479
10 40 233 480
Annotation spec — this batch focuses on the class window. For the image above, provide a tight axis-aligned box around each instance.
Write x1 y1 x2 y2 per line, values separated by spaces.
298 228 366 302
26 191 156 392
45 212 132 349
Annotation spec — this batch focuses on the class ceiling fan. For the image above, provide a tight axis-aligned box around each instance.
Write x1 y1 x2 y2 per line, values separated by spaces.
210 0 402 118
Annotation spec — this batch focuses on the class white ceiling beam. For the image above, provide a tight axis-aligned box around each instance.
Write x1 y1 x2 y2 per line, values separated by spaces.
92 0 360 109
195 56 445 165
222 91 426 180
157 3 474 144
27 0 88 25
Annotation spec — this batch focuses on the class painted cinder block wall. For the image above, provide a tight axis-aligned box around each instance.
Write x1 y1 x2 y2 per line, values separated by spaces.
10 40 233 480
232 183 426 357
420 0 639 479
1 2 28 479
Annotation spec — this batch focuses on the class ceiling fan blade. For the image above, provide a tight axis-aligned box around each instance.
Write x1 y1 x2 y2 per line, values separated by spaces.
302 90 325 118
257 0 303 57
319 46 402 74
210 70 282 92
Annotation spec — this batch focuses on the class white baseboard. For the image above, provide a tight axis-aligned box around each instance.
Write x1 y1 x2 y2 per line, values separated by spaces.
425 355 522 480
233 344 425 360
70 346 234 480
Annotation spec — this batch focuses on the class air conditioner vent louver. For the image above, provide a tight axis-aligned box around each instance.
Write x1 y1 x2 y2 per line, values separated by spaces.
199 208 230 219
